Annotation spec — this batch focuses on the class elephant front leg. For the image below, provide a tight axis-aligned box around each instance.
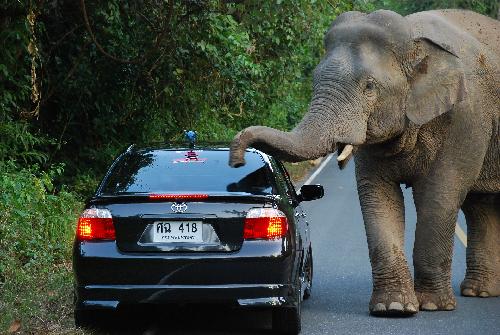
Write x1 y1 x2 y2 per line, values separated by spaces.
460 193 500 298
412 183 461 311
356 175 419 315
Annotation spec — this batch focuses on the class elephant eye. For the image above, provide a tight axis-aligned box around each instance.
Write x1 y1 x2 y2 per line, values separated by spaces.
363 79 377 100
365 81 375 90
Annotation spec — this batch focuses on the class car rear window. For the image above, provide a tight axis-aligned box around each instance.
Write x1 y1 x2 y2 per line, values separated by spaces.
99 149 273 195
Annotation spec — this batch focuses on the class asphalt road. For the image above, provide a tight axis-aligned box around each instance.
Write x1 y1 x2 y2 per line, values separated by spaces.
103 156 499 335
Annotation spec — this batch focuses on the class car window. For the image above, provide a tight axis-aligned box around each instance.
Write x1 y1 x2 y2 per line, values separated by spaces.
99 150 273 195
275 160 298 201
269 158 296 202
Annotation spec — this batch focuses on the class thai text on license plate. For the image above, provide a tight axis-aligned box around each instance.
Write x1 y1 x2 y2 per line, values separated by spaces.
153 221 203 243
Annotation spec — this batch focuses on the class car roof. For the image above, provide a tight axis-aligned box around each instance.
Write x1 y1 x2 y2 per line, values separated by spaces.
124 143 268 157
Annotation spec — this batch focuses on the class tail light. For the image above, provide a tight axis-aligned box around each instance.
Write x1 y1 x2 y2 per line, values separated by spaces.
244 208 288 240
149 194 209 200
76 208 115 241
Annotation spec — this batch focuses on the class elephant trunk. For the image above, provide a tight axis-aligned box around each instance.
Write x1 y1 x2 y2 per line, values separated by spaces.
229 117 335 168
229 91 365 167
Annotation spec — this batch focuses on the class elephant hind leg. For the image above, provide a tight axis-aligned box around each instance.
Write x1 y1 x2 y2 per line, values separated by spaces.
460 193 500 297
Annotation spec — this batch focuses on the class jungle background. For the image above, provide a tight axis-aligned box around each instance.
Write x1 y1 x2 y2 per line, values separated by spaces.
1 0 498 333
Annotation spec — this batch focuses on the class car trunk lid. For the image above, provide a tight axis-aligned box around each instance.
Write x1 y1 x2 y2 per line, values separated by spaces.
89 194 278 253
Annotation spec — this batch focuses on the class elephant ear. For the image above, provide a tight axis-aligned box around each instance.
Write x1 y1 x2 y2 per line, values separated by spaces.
405 38 468 125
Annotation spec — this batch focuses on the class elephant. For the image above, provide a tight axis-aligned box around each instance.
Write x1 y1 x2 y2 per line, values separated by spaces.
228 9 500 316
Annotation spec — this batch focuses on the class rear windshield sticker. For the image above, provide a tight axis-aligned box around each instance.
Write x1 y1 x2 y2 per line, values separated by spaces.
173 150 207 163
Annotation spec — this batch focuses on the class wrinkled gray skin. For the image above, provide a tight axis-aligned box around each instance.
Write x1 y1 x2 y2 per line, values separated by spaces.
229 9 500 315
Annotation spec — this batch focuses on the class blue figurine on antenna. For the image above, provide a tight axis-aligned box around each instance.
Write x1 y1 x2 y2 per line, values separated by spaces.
184 130 197 149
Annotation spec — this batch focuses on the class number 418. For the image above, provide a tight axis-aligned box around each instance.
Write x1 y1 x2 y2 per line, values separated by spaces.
179 222 197 233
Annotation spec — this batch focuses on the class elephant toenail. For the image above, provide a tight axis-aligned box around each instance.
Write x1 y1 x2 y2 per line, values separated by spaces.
421 302 438 311
371 303 386 313
462 288 477 296
388 302 404 311
479 291 490 297
405 303 418 313
444 304 455 310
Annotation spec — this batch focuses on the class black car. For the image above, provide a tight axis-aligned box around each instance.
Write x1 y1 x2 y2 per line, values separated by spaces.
73 144 324 334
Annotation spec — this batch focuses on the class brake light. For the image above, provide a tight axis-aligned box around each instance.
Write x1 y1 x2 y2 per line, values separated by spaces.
149 194 209 200
76 208 115 241
244 208 288 240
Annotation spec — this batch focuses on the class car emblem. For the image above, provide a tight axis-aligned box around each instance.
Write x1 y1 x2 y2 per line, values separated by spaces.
171 202 188 213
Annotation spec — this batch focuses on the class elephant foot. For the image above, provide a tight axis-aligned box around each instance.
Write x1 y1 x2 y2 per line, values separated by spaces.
460 278 500 298
369 289 419 316
415 289 456 311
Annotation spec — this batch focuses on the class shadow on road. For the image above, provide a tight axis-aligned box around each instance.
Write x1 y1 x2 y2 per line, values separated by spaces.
88 304 273 335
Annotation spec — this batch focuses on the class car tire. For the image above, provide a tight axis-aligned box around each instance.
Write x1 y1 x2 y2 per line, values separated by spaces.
272 286 302 335
272 304 301 335
303 247 313 300
74 309 113 329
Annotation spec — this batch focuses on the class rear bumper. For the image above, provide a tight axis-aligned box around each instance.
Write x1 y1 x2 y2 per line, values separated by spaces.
76 283 292 310
74 239 298 309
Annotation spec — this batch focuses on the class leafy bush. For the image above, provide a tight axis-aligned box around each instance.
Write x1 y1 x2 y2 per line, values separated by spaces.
0 163 82 333
354 0 499 16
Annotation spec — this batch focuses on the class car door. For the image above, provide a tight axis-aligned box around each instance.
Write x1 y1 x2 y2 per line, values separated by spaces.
272 160 311 291
275 161 309 254
269 159 308 259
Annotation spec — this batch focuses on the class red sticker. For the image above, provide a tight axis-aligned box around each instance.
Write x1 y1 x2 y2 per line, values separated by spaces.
173 150 207 163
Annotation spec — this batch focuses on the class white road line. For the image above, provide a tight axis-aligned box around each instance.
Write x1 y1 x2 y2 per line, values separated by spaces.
303 154 469 247
455 223 467 247
303 154 334 185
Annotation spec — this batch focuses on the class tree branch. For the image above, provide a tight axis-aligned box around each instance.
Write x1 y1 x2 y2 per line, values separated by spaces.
80 0 142 64
80 0 175 65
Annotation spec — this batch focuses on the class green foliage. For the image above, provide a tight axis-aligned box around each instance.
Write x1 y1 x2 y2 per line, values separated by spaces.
0 1 48 167
0 163 82 332
354 0 499 17
0 2 32 116
0 121 48 164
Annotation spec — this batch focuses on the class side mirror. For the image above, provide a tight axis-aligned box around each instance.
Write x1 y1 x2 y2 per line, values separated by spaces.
298 184 324 202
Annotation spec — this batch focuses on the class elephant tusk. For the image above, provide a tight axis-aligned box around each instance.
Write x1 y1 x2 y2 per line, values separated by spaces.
337 144 354 162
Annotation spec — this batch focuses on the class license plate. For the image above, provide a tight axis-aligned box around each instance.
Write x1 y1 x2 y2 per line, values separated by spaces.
153 221 203 243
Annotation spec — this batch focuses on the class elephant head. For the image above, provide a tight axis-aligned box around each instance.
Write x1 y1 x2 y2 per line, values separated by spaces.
229 10 467 168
